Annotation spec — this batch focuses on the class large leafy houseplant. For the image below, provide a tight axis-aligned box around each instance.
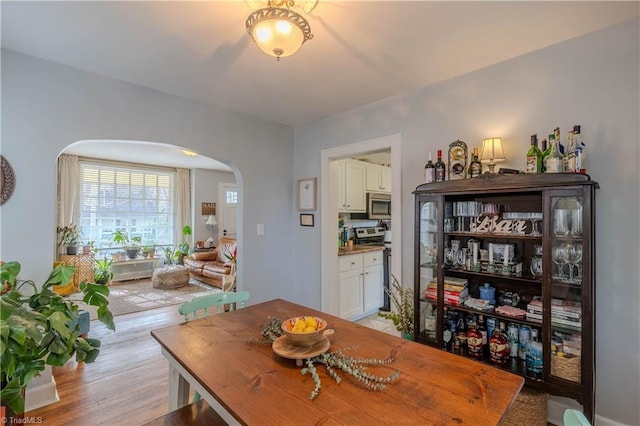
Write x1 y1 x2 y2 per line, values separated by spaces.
378 275 414 338
0 261 115 414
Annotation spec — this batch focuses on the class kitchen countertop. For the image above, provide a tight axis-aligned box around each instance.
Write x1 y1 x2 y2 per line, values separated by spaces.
338 244 385 256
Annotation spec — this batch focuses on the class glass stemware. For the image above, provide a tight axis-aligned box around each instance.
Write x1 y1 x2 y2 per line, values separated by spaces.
552 244 567 281
554 209 570 237
565 243 583 283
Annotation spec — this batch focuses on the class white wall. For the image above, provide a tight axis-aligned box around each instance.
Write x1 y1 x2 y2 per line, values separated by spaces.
0 49 295 306
192 168 236 243
292 20 640 425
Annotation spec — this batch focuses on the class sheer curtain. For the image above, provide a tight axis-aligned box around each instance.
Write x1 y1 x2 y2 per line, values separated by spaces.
175 168 191 244
57 154 79 227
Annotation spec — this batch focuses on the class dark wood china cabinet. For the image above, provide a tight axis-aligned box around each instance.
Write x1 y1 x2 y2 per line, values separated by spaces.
414 173 597 422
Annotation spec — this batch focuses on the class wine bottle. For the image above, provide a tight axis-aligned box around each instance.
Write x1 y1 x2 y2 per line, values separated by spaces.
424 152 435 183
525 134 543 174
435 150 446 182
540 138 548 173
544 134 564 173
468 147 482 177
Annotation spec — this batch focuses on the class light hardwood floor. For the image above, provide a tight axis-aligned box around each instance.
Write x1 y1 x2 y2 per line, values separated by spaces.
27 305 185 425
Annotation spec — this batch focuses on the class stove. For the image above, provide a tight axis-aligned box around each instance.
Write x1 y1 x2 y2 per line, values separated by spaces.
354 226 386 246
354 226 391 311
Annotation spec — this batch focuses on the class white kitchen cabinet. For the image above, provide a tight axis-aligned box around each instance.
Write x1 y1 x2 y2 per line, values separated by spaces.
365 163 392 193
337 159 366 212
338 250 383 320
363 252 384 312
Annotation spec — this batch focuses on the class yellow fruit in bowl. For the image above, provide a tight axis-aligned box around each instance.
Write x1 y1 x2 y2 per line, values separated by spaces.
303 326 316 333
304 316 318 329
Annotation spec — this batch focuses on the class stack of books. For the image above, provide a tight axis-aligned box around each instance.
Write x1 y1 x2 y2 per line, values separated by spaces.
425 276 468 306
527 297 582 330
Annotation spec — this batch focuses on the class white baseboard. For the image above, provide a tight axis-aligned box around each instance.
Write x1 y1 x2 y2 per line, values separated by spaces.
24 372 60 412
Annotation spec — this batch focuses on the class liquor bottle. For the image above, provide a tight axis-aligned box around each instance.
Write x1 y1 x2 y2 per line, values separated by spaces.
554 127 565 154
565 129 576 173
466 317 483 358
435 150 446 182
525 134 543 174
573 125 587 174
456 315 467 351
525 328 543 378
478 314 488 355
489 327 509 365
468 147 482 177
424 152 435 183
544 134 564 173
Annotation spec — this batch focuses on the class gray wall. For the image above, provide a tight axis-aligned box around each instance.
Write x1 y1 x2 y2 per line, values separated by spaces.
1 49 294 305
292 20 639 425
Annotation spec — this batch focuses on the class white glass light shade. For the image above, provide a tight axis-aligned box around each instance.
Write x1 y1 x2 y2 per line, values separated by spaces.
246 7 313 60
252 17 304 58
205 215 217 226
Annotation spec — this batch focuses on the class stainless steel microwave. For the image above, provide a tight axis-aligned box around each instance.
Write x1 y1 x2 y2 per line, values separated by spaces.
367 193 391 219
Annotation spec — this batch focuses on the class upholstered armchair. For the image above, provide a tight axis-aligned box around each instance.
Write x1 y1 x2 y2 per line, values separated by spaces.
183 237 237 290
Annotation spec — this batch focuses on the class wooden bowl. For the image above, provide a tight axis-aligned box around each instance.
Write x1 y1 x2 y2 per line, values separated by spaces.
281 316 334 347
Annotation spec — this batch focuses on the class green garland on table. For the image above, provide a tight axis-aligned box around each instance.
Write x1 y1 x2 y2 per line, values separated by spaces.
248 317 400 400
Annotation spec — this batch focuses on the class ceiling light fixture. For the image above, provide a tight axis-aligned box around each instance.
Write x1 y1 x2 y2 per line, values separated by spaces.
182 150 198 156
246 0 318 61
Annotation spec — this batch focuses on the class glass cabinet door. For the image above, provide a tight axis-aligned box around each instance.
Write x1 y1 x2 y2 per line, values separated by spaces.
418 198 439 344
549 195 583 383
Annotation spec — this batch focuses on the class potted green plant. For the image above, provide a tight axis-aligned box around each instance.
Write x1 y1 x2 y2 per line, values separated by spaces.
112 231 142 260
378 275 414 340
94 256 113 285
0 261 115 416
56 225 81 255
141 245 155 259
174 225 192 265
163 247 175 265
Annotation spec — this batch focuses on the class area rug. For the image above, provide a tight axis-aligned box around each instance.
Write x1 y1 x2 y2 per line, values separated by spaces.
68 279 220 320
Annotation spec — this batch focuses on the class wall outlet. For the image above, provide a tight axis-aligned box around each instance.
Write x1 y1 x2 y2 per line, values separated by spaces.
257 223 264 236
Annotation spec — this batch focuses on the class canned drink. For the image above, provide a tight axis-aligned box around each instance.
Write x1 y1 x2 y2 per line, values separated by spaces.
508 323 519 341
518 325 531 360
510 341 519 358
486 317 496 339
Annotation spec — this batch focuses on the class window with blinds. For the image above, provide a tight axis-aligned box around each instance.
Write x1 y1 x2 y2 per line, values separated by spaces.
78 161 176 251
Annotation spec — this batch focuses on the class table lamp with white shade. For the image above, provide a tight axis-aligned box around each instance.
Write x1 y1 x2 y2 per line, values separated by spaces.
480 137 506 174
205 215 217 248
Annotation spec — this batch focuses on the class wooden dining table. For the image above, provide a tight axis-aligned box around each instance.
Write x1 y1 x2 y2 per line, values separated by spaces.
151 298 524 425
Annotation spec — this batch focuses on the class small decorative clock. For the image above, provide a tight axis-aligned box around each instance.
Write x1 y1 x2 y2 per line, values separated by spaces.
448 140 468 180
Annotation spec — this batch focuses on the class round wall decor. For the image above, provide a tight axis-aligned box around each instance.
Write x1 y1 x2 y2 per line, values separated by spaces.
1 155 16 206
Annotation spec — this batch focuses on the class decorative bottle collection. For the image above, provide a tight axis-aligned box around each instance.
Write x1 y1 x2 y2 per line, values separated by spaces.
444 308 542 374
422 125 588 183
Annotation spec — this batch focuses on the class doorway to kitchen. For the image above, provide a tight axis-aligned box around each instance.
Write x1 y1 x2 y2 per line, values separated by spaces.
320 134 402 317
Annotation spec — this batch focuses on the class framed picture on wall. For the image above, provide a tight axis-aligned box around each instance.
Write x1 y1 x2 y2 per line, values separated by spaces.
300 213 314 227
297 177 317 211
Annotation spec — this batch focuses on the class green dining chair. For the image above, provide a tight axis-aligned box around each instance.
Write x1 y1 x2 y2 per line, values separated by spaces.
178 290 250 403
179 290 250 321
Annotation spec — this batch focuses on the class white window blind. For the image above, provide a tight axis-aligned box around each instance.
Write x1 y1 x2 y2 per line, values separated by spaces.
78 160 176 250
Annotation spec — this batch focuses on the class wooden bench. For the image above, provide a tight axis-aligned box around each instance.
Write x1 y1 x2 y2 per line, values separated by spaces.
141 400 228 426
